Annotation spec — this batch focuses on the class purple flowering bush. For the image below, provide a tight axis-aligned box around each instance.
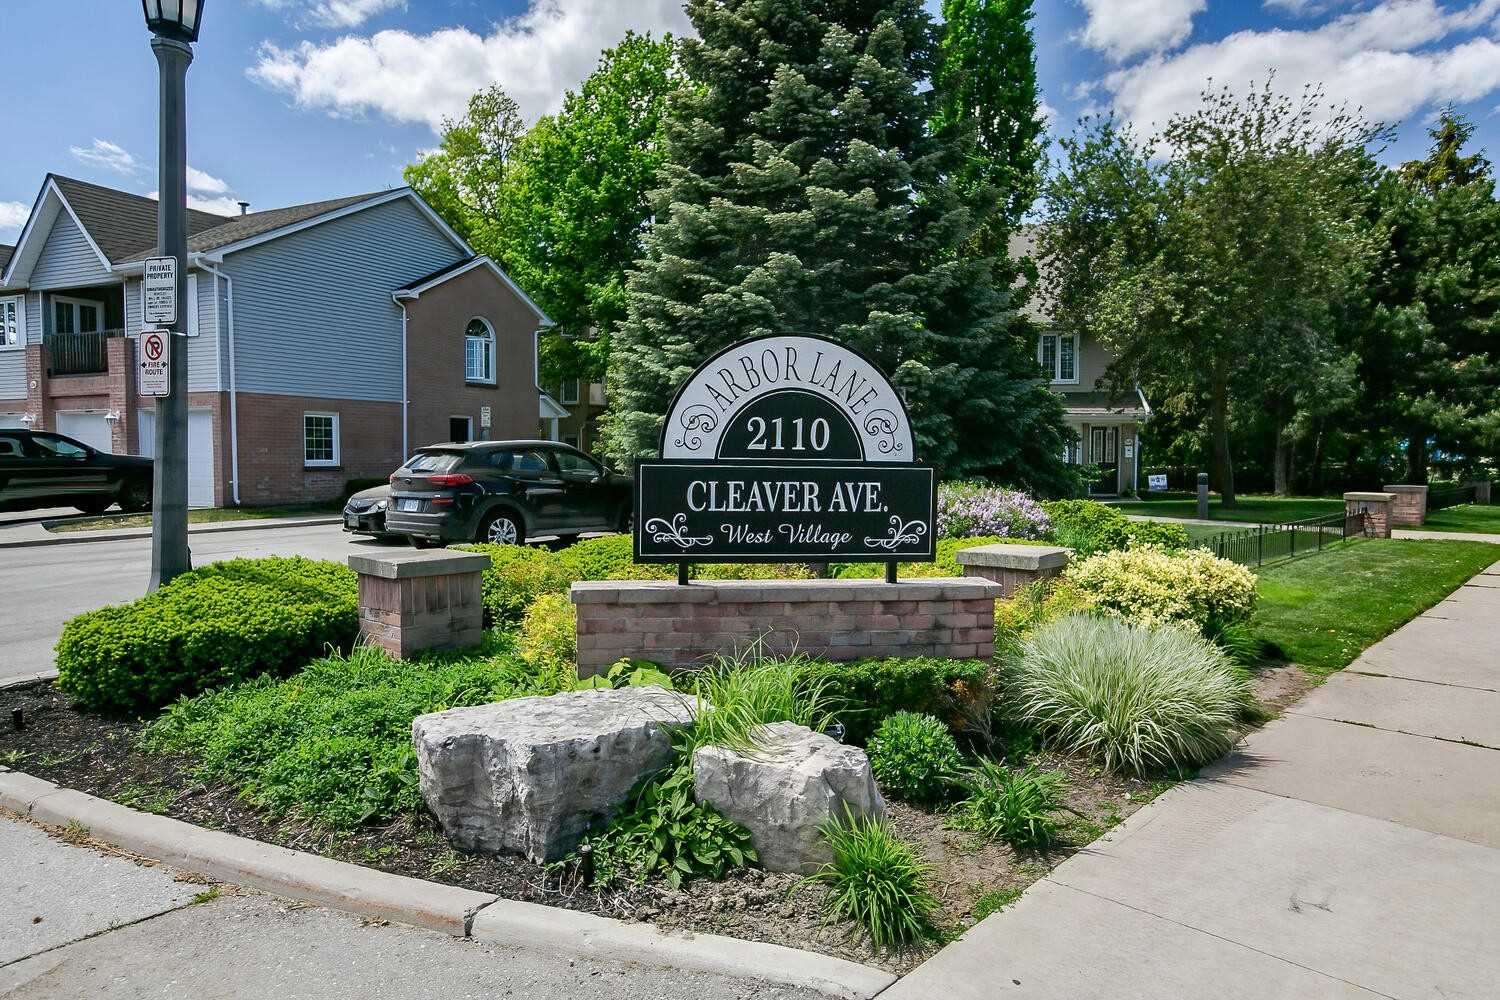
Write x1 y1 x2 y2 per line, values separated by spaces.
936 482 1051 540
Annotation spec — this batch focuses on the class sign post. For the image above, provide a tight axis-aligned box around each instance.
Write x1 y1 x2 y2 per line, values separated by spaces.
635 335 935 580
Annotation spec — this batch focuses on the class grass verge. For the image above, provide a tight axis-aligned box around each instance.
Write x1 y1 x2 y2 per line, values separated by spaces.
50 504 339 533
1251 538 1499 671
1419 504 1500 535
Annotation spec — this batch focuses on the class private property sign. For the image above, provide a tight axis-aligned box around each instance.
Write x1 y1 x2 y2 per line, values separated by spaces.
138 329 170 397
635 335 936 565
143 256 177 326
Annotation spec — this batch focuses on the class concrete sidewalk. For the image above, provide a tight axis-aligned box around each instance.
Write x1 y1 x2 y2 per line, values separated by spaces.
0 812 827 1000
884 559 1500 1000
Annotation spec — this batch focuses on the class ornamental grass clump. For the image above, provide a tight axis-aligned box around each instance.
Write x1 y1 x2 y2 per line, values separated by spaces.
806 814 939 950
1005 614 1249 775
1064 546 1257 633
867 712 963 804
685 648 835 754
937 483 1051 540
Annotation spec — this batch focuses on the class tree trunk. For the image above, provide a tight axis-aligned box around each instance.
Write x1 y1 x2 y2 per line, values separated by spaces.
1310 421 1325 495
1404 428 1429 485
1273 400 1291 497
1210 379 1237 508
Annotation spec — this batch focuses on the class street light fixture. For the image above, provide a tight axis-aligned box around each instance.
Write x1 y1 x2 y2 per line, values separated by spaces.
142 0 204 589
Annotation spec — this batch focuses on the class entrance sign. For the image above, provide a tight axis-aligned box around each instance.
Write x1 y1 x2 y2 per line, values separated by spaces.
139 329 171 397
636 334 935 565
143 256 178 326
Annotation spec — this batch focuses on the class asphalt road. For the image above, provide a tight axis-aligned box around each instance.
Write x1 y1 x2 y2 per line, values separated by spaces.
0 522 395 684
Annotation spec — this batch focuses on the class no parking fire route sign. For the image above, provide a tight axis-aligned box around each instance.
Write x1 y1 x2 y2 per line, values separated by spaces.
139 329 171 397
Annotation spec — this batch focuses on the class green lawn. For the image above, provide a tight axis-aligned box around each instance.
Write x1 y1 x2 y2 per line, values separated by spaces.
1419 503 1500 535
1115 495 1344 524
50 505 338 533
1252 538 1499 672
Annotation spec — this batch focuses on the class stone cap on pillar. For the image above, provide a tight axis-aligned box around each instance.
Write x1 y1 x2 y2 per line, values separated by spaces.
1344 492 1396 502
955 543 1073 572
349 549 492 579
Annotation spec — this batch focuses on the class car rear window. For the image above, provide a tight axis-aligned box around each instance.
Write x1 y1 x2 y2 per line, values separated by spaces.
404 452 463 474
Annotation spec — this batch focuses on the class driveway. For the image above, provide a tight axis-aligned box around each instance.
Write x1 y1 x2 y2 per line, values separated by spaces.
0 522 395 685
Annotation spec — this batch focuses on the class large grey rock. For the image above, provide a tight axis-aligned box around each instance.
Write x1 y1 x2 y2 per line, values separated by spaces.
412 687 697 862
692 722 885 874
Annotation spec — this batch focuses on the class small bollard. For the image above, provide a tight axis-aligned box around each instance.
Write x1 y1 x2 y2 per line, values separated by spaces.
1196 472 1210 520
11 707 24 731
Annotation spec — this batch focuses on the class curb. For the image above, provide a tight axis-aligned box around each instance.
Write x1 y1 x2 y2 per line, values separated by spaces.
0 670 58 691
0 769 895 999
0 516 341 550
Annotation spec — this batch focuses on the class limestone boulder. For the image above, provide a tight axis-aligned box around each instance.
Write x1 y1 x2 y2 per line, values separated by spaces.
692 722 885 874
412 686 697 862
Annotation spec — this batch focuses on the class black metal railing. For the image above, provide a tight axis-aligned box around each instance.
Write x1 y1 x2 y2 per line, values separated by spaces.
44 329 119 377
1193 511 1367 569
1428 484 1479 513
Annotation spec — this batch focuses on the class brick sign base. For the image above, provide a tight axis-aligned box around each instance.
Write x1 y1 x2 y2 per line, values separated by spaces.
569 578 1004 676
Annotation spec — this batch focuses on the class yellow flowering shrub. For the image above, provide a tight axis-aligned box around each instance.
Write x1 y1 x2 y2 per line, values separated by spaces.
517 592 577 682
1064 547 1257 632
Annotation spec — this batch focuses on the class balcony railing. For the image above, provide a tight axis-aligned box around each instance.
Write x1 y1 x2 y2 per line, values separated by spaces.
44 330 120 377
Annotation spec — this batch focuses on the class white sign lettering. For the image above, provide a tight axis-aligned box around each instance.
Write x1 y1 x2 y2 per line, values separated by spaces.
143 256 177 326
1148 473 1168 491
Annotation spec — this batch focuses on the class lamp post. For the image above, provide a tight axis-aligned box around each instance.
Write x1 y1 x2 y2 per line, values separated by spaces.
141 0 203 589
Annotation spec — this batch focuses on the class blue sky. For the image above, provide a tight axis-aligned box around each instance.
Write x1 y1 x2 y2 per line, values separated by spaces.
3 0 1498 242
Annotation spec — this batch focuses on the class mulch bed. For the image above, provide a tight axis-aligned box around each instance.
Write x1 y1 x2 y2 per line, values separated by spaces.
0 667 1305 973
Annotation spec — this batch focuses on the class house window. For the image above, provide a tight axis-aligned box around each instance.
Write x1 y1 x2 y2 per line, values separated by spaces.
465 318 495 383
0 297 21 348
303 412 339 467
53 296 102 336
1038 332 1078 383
560 378 580 405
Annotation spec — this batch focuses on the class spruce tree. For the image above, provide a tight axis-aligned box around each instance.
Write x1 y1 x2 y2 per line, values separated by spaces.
602 0 1070 487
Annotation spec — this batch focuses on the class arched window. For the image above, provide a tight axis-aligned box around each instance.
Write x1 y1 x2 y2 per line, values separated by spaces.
464 318 495 383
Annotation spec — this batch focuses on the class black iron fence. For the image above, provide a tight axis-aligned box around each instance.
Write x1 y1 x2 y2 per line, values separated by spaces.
1428 483 1480 513
44 330 119 377
1192 510 1368 569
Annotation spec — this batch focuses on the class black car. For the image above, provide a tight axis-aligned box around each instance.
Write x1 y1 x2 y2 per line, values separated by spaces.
342 483 398 539
384 440 632 547
0 429 152 515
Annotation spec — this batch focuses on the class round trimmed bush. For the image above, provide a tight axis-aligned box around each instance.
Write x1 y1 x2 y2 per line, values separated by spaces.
867 711 963 803
1005 613 1249 774
1064 546 1256 633
55 557 358 715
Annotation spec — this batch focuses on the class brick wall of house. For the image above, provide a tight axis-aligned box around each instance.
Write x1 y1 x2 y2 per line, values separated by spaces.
234 391 402 505
403 263 541 450
570 578 1003 676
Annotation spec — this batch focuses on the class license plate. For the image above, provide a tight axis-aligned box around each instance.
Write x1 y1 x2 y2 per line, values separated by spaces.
398 499 420 512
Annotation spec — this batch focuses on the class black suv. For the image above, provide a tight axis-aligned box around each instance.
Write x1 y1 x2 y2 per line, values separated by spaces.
385 440 632 547
0 430 153 515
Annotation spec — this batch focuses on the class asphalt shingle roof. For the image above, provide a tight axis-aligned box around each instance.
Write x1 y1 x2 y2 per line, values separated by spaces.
0 245 12 272
120 191 390 263
51 175 229 264
396 256 481 293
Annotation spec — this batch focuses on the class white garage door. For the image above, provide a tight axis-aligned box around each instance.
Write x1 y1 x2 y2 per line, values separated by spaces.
138 407 216 508
0 413 27 429
56 411 114 454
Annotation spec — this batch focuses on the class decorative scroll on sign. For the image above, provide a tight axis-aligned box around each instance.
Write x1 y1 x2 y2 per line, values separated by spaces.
635 334 936 565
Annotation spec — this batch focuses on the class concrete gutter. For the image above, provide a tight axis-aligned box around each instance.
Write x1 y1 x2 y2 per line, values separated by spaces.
0 515 341 550
0 769 895 999
0 671 58 691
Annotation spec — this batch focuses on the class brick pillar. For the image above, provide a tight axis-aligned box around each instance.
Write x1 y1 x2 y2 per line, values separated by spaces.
955 543 1072 597
106 336 135 454
24 344 50 430
350 549 491 658
1345 492 1395 539
1382 484 1428 527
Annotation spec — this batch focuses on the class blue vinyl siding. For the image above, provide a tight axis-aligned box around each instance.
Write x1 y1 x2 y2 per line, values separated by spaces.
26 292 42 343
29 212 111 288
125 273 221 391
0 293 37 398
224 197 464 401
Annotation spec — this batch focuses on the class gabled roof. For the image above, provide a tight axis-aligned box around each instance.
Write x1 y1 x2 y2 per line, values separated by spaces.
393 254 553 328
52 175 230 263
119 190 389 263
0 245 12 273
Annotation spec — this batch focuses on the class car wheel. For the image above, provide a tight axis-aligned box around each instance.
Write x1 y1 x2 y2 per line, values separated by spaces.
120 477 152 514
409 536 444 550
477 510 525 546
75 498 113 516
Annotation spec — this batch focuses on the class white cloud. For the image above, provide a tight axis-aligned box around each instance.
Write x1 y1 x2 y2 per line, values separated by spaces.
69 139 140 176
258 0 405 30
0 201 29 238
1076 0 1207 62
1264 0 1340 15
248 0 693 131
187 167 231 195
1100 0 1500 134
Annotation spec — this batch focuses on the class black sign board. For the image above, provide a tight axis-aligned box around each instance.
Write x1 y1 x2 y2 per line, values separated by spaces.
635 334 935 568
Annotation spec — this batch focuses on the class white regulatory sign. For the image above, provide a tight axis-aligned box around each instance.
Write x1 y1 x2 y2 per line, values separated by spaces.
480 405 492 426
139 329 171 397
1147 473 1168 492
143 256 177 326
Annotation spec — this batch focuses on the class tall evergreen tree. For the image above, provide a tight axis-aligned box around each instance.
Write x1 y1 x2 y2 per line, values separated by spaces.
602 0 1070 487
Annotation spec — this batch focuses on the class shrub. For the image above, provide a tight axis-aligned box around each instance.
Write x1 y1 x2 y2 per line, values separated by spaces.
1041 500 1188 556
948 760 1068 850
554 534 673 582
516 593 577 683
572 766 757 890
867 712 963 804
141 640 566 827
457 543 572 625
1004 614 1249 774
694 562 815 580
1065 546 1257 632
798 656 991 745
806 814 939 950
936 482 1051 540
56 557 358 715
993 580 1096 659
832 535 1020 580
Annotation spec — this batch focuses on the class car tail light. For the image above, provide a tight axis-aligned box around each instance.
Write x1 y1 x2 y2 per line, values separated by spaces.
427 474 475 487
